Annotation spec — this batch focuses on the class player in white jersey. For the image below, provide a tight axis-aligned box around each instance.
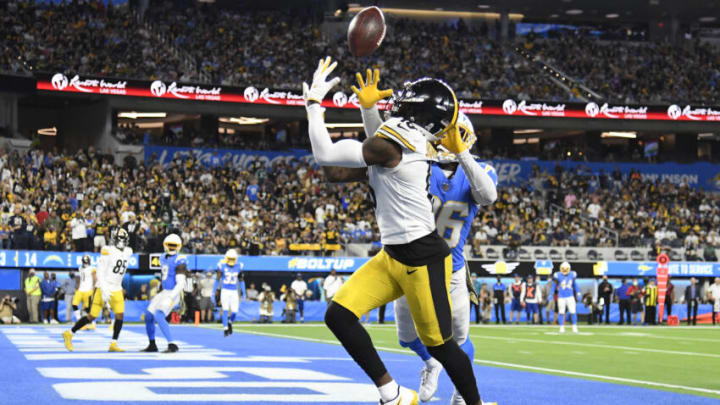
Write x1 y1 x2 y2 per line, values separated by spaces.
72 255 97 327
305 57 487 405
63 229 133 352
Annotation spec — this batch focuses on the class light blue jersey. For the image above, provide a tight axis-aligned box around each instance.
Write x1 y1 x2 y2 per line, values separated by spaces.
552 271 578 299
429 161 497 272
218 261 243 290
160 254 188 291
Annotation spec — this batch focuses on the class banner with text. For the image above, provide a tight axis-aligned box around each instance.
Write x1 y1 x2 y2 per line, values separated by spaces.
35 73 720 121
0 250 139 270
145 145 312 169
488 159 720 191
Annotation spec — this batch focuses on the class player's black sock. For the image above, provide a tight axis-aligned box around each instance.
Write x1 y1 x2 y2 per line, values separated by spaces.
71 317 91 333
72 305 78 311
324 302 387 383
112 319 124 340
427 340 480 405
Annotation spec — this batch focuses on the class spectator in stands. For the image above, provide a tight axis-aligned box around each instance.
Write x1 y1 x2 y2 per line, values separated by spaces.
685 277 701 326
198 272 215 323
9 205 26 249
323 269 343 303
70 212 87 252
616 278 631 325
24 269 41 323
0 295 20 324
706 277 720 326
134 284 149 301
43 225 59 251
246 282 259 301
598 275 613 324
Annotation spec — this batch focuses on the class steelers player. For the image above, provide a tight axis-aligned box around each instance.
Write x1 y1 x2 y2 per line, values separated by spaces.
63 229 132 352
72 255 97 328
142 234 188 353
304 57 486 405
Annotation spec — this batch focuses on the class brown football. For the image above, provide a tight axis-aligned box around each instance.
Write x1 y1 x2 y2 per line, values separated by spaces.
347 6 386 57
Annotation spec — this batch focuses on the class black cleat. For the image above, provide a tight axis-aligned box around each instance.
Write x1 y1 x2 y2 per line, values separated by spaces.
224 329 230 337
163 343 179 353
141 342 158 352
228 322 233 335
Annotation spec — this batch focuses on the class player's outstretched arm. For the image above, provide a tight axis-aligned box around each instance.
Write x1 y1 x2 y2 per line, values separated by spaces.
441 125 497 205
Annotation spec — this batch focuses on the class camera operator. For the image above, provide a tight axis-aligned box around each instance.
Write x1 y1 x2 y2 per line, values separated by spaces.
0 295 21 324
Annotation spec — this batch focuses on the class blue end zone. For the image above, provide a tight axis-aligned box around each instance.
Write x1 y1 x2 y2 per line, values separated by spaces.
0 325 717 404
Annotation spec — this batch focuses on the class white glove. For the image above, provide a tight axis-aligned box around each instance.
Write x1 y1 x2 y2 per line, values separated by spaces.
101 288 112 303
303 56 341 105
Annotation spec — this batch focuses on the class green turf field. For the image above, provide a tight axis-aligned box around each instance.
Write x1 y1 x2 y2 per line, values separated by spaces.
227 323 720 399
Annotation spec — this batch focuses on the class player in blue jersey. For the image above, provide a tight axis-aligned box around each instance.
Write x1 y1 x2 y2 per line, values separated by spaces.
142 234 188 352
552 261 580 333
393 113 498 404
216 249 246 337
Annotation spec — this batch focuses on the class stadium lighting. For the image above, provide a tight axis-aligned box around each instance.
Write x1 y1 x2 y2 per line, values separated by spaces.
606 13 620 18
135 122 165 129
348 6 524 20
699 16 717 22
477 4 490 9
37 127 57 136
513 129 543 134
118 112 167 119
566 9 583 15
218 117 269 125
325 123 365 129
601 131 637 139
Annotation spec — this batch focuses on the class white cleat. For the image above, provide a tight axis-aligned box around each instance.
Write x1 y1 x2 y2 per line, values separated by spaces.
381 386 418 405
572 324 579 334
450 388 466 405
50 319 59 324
418 359 442 402
559 325 565 333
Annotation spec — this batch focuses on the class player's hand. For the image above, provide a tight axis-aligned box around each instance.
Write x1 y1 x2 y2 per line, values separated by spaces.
351 68 393 109
439 124 468 154
303 56 341 105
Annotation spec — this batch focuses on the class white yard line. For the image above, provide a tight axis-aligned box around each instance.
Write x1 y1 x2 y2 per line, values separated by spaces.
231 327 720 398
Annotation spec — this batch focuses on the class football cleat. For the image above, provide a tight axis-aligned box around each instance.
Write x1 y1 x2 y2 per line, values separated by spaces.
164 343 179 353
418 359 442 402
572 324 579 334
141 342 159 352
224 329 230 337
450 388 466 405
62 330 73 352
108 342 125 352
381 386 418 405
228 322 233 335
559 325 566 333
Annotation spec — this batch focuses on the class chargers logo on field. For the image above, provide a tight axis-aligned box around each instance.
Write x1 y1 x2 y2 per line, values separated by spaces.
42 255 64 266
288 257 355 271
482 261 519 275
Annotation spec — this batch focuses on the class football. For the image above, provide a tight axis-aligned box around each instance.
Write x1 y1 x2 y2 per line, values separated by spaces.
347 6 386 57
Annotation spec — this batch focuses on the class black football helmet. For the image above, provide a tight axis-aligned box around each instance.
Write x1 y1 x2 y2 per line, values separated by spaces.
388 77 458 143
115 228 129 249
82 254 91 267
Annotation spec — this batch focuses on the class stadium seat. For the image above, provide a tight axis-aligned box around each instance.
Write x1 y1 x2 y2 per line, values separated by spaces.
534 249 548 260
486 248 500 260
518 248 531 260
669 250 683 261
614 250 628 261
630 250 644 261
564 249 578 261
549 249 563 261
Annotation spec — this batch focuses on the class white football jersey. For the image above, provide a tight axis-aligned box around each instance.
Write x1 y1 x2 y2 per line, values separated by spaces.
77 265 96 292
98 245 133 292
370 118 437 245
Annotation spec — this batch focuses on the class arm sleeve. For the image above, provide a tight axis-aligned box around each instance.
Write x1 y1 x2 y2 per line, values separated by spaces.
457 151 498 206
307 103 367 167
360 106 383 138
239 280 247 299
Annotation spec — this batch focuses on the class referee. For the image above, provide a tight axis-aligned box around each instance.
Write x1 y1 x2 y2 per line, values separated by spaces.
493 276 507 324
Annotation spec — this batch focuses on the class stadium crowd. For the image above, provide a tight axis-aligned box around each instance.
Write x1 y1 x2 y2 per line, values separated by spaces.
3 0 719 103
3 144 720 256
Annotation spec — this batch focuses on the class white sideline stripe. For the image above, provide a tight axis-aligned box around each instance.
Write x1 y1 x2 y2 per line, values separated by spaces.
469 335 720 358
233 327 720 398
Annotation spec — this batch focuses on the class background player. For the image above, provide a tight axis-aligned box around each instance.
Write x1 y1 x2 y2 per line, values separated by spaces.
216 248 245 337
309 59 491 405
552 261 580 333
63 229 132 352
393 114 498 404
521 274 542 325
72 255 97 329
142 233 188 353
